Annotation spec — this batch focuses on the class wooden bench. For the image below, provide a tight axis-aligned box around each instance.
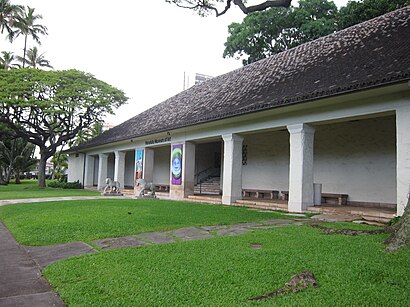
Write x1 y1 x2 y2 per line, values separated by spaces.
155 184 170 192
321 193 348 205
242 189 279 200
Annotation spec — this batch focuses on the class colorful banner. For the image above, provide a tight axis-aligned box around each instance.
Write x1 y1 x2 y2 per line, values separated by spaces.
135 149 144 180
171 144 183 185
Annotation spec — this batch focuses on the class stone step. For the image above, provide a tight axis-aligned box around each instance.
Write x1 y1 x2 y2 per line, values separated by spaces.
186 195 222 204
307 205 395 224
194 188 221 192
235 199 288 211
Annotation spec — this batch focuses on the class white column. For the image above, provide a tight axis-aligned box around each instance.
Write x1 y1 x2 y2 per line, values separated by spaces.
287 124 315 212
222 134 244 205
396 105 410 216
220 141 224 190
114 151 126 187
97 153 109 190
84 155 95 188
143 148 154 182
169 142 196 199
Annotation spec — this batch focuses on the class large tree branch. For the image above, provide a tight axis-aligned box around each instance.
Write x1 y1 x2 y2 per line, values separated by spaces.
167 0 292 16
234 0 291 14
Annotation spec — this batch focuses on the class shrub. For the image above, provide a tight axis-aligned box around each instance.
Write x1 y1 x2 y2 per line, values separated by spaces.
48 180 82 189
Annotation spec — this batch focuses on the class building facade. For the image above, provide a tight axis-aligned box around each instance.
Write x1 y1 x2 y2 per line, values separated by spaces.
67 8 410 216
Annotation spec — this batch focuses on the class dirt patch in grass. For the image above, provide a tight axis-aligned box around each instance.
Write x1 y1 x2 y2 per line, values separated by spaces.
248 271 318 301
311 224 385 235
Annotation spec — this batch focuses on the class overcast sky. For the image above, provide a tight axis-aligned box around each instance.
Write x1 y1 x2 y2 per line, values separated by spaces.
2 0 348 125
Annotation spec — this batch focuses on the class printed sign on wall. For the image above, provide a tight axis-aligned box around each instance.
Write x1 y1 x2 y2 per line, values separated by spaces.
135 149 144 180
171 144 183 185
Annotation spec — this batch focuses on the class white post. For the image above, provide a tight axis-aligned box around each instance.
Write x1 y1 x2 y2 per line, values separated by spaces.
114 151 125 188
396 105 410 216
84 155 95 188
222 134 244 205
97 153 109 190
287 124 315 212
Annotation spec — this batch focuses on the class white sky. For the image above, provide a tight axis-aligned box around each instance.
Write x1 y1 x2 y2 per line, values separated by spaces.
2 0 348 125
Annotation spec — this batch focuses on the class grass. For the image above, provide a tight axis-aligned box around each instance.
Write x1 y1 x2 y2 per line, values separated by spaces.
43 225 410 306
0 180 99 200
0 199 292 245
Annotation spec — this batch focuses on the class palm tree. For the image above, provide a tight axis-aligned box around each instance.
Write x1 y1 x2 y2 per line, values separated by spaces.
0 138 37 184
17 46 52 69
0 0 23 41
10 6 47 67
51 151 68 181
13 142 37 184
0 51 20 69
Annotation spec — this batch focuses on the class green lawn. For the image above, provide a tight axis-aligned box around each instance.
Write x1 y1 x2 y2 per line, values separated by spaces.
43 225 410 306
0 180 99 200
0 199 291 245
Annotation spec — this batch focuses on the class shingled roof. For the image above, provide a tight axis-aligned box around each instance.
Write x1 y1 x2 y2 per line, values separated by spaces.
73 7 410 151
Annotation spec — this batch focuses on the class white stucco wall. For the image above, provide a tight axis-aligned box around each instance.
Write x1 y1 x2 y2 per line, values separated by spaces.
314 116 396 204
153 146 170 185
242 116 396 204
242 130 290 191
67 154 85 183
124 151 135 187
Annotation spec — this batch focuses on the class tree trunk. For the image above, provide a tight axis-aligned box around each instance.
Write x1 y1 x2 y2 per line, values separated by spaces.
5 163 12 184
22 34 27 68
38 155 47 188
386 198 410 252
15 170 21 184
0 166 6 185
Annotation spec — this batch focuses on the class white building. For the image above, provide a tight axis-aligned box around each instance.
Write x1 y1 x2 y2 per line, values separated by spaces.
67 8 410 216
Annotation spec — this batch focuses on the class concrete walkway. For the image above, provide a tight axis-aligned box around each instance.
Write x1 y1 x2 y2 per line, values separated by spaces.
23 218 311 268
0 196 111 206
0 222 65 307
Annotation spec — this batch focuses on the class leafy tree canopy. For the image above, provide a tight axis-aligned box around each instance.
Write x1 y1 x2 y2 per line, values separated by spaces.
224 0 337 65
224 0 410 65
337 0 410 29
0 68 128 187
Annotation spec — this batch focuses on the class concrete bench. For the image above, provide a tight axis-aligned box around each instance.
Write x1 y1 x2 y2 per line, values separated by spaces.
155 184 170 192
280 191 289 201
279 191 348 205
242 189 279 199
321 193 348 205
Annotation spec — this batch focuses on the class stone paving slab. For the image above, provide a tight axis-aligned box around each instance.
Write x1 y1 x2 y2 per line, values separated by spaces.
135 232 175 244
93 236 149 250
261 219 295 225
0 291 64 307
217 227 253 236
181 234 214 241
26 242 96 269
172 227 212 240
229 222 262 228
200 225 227 231
0 222 65 306
248 225 280 229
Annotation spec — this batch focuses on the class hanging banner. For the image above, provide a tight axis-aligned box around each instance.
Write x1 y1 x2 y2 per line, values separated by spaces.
171 144 183 185
135 149 144 180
